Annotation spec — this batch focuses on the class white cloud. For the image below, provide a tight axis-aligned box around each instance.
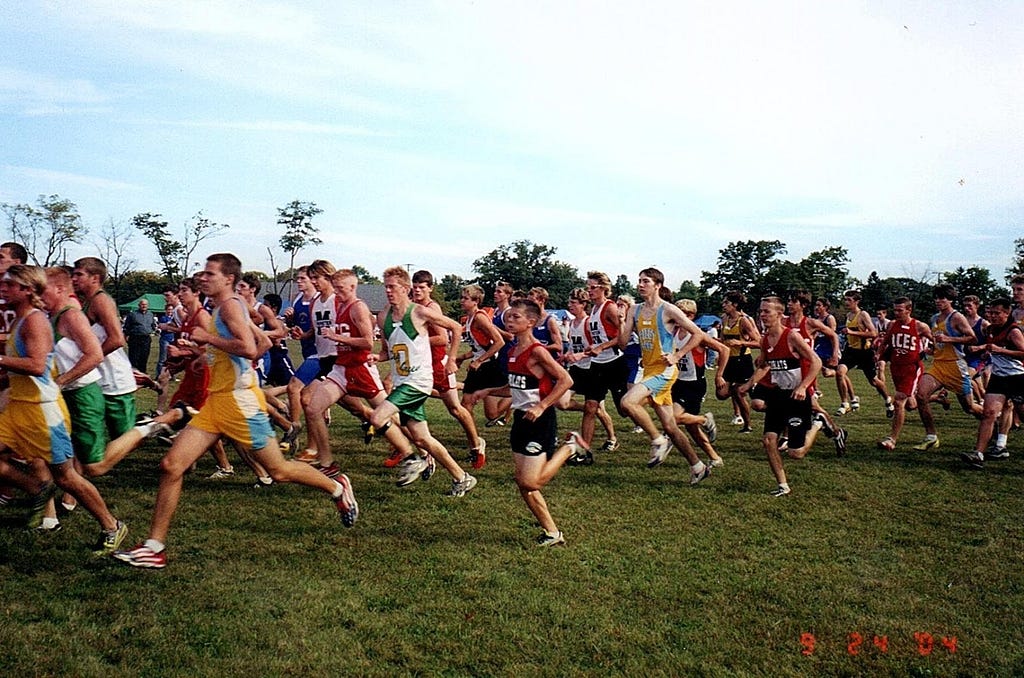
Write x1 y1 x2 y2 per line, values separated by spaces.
3 165 143 192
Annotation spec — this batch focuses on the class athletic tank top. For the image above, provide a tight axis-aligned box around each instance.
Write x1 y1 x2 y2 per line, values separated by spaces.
635 303 674 373
566 316 592 369
885 320 923 366
82 290 135 395
930 313 965 361
508 341 554 411
586 300 620 364
462 311 494 360
7 310 60 403
532 313 554 346
845 312 869 350
312 293 337 358
291 293 317 357
384 303 433 394
50 306 101 390
334 298 372 367
986 321 1024 377
672 330 705 382
207 298 259 393
763 327 802 391
722 314 749 357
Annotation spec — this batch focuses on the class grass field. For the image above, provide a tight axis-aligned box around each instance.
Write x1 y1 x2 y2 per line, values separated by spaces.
2 365 1023 676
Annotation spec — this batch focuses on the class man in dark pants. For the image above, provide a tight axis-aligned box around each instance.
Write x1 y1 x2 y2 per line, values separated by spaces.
124 298 156 372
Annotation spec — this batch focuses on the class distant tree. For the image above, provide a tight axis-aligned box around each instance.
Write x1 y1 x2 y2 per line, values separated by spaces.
941 266 1007 302
861 272 934 320
676 280 709 311
612 274 637 300
435 274 465 317
113 270 166 305
796 246 855 300
133 211 228 284
352 264 382 285
1007 237 1024 282
93 218 137 302
1 194 87 266
472 240 582 308
276 200 323 292
132 213 183 281
700 239 786 311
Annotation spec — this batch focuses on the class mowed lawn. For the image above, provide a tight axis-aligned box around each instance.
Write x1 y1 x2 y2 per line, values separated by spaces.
2 365 1023 677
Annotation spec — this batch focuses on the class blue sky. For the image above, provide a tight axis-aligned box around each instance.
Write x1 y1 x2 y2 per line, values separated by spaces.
2 1 1022 289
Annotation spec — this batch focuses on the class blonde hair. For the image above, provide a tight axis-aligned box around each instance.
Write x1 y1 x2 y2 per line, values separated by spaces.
5 264 47 309
675 298 697 316
462 283 484 303
383 266 411 288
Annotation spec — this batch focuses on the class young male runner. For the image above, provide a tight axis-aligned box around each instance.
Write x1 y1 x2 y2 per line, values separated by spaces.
834 290 892 417
618 268 711 483
720 291 760 432
505 298 585 547
738 297 821 496
114 253 357 569
875 298 932 450
369 267 477 497
411 271 487 469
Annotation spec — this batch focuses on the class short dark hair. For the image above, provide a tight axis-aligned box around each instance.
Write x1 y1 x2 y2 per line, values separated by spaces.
207 253 242 287
263 293 282 313
1 242 28 264
411 270 434 286
511 298 540 322
933 283 957 300
639 267 664 287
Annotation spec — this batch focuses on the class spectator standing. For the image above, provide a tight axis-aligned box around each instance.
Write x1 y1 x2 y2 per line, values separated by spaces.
124 298 157 372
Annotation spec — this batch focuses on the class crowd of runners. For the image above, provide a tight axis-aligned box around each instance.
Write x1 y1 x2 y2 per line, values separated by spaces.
0 242 1021 567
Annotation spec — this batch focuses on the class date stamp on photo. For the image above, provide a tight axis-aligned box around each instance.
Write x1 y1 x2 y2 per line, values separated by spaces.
800 632 958 656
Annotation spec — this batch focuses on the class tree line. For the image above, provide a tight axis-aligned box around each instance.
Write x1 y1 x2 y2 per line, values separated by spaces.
3 193 1023 319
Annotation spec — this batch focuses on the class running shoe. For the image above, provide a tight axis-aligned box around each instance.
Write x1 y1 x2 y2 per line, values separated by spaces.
448 472 478 497
834 428 848 457
600 438 620 452
281 421 303 450
536 530 566 547
396 456 429 487
959 450 985 469
913 436 940 451
114 544 167 569
632 425 644 434
207 466 235 480
92 520 128 556
317 462 341 479
877 436 896 451
770 485 792 497
647 435 672 468
702 412 718 443
709 457 725 468
850 396 861 411
33 520 62 533
835 402 851 416
739 426 753 434
383 448 405 468
987 444 1009 460
778 436 789 452
885 398 895 419
253 477 274 489
335 474 359 527
361 420 375 444
812 411 836 438
169 402 198 431
420 454 436 481
690 463 712 485
469 437 487 470
731 415 744 426
293 448 319 464
26 481 56 530
485 417 506 428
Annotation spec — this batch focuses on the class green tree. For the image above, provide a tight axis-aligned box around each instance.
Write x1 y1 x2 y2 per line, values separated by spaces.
113 270 166 305
472 240 582 308
700 240 786 311
436 274 465 317
1 194 87 266
133 211 228 284
93 218 137 303
352 264 382 285
277 200 323 290
796 246 855 300
1007 237 1024 282
941 266 1007 302
612 274 637 300
132 213 183 281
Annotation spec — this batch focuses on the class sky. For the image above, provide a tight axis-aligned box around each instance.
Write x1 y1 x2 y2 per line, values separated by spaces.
2 1 1022 290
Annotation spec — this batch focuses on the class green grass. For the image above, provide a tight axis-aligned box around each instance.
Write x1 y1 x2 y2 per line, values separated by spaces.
2 369 1023 677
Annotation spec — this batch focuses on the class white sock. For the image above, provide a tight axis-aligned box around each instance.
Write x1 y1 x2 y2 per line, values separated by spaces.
691 461 706 473
779 483 790 492
144 539 165 553
257 476 273 486
136 422 160 437
41 517 59 530
331 482 344 498
996 434 1008 447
